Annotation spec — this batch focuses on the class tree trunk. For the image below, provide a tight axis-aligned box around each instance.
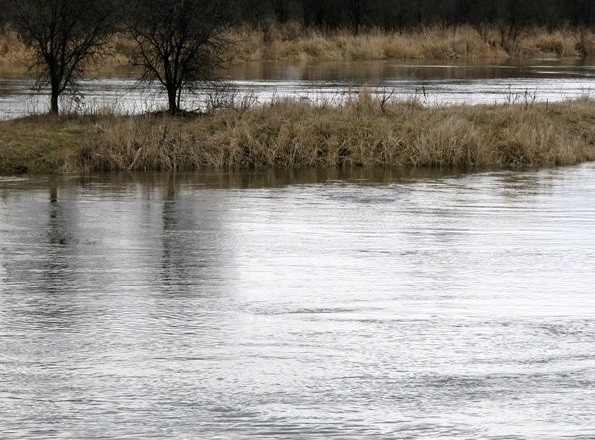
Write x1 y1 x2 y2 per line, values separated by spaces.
50 85 60 114
167 86 178 115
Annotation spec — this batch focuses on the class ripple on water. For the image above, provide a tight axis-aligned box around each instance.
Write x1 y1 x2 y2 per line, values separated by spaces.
0 164 594 439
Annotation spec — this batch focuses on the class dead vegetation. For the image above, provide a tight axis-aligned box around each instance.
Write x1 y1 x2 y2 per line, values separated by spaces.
232 24 593 62
1 25 592 77
2 96 593 175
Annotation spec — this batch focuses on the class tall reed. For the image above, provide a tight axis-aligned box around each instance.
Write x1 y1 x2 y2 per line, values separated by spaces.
1 93 593 175
231 24 593 62
3 96 585 174
1 25 593 77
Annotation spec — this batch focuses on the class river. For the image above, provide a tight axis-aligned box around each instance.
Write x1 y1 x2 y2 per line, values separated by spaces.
1 59 594 119
1 164 594 439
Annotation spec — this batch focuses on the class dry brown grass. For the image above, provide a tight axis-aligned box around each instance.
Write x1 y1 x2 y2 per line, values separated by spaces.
73 96 595 172
0 29 135 77
1 25 592 76
231 25 508 61
0 29 32 77
0 113 83 173
2 96 593 175
231 24 593 62
515 27 593 58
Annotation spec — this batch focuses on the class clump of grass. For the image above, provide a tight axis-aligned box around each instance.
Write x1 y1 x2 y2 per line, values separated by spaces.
0 28 134 78
0 29 33 77
578 31 595 58
515 27 588 58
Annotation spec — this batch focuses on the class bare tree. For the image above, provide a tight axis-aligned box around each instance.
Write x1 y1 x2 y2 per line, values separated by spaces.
6 0 114 114
127 0 235 115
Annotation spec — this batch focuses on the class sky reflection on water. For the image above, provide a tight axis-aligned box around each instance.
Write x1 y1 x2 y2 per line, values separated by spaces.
1 165 594 438
0 59 593 119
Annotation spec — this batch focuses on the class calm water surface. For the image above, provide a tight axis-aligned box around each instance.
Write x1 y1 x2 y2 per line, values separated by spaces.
1 165 594 439
1 59 594 118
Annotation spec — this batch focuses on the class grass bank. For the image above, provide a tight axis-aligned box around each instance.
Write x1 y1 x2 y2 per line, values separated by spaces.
234 24 594 62
1 25 593 76
1 97 594 175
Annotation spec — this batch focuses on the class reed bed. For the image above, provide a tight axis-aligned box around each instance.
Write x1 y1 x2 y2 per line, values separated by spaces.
233 25 503 61
0 30 32 77
0 30 134 77
232 24 593 62
1 25 592 77
1 96 593 175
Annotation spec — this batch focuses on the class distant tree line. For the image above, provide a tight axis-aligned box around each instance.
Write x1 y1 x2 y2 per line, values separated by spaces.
3 1 592 35
239 0 594 32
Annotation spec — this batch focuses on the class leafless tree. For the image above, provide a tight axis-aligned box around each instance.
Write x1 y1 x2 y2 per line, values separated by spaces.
127 0 235 115
6 0 114 114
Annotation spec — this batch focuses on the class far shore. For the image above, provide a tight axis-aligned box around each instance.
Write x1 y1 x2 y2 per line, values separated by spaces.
1 25 593 77
1 97 593 176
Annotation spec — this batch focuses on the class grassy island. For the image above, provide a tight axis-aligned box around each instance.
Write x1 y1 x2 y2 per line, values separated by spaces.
1 96 593 175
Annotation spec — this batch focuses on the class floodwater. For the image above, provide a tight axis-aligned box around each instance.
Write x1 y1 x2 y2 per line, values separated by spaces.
0 59 594 119
1 164 594 439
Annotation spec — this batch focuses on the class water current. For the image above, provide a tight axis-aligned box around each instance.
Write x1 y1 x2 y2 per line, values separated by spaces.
1 60 594 119
1 164 594 439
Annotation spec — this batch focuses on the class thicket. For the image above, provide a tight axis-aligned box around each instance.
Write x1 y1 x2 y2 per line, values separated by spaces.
239 0 594 33
2 1 593 35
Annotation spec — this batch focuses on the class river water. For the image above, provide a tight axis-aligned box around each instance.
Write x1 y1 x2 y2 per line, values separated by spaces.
1 164 594 439
1 60 594 119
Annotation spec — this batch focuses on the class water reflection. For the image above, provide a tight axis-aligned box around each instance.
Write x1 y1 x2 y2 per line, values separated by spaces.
158 175 230 294
1 59 593 119
231 59 595 81
0 165 594 439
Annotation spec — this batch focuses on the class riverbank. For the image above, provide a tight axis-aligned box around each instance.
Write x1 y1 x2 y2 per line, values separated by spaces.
234 25 594 62
1 26 593 76
1 97 593 175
